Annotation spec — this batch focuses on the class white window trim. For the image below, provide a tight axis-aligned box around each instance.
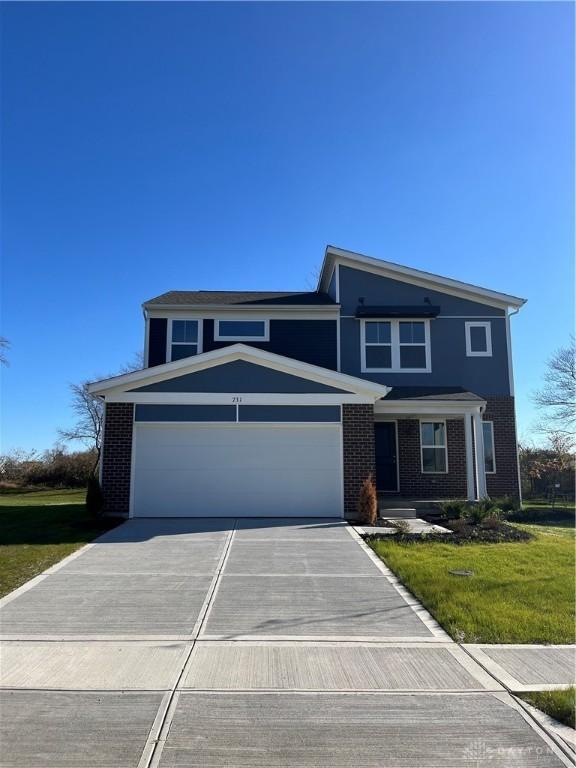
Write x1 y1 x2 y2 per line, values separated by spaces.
361 318 431 373
420 419 448 474
167 318 203 363
483 420 497 474
465 321 492 357
214 317 270 342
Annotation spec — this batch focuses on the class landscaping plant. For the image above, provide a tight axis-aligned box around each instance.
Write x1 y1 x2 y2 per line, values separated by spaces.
439 500 467 519
86 475 105 517
358 474 378 526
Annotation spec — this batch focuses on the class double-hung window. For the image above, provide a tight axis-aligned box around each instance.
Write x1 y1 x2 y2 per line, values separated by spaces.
364 321 392 369
170 320 200 361
465 321 492 357
420 421 447 473
215 319 269 341
362 319 430 372
483 421 496 474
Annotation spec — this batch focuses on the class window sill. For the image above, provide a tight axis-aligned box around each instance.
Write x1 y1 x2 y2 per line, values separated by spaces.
362 367 432 374
215 336 269 342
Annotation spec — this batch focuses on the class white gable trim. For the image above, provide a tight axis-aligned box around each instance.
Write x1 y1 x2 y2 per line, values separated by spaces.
319 246 526 310
88 343 390 400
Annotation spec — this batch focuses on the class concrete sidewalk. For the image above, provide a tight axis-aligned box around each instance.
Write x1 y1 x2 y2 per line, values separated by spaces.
464 644 576 692
0 518 573 767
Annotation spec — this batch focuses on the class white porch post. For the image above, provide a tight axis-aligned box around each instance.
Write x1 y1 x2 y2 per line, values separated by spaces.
464 414 476 501
473 410 487 499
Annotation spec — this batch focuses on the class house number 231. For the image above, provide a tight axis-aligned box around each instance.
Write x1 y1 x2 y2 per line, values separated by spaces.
232 396 243 403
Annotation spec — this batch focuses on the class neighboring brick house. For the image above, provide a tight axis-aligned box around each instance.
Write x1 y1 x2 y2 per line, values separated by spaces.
89 246 525 520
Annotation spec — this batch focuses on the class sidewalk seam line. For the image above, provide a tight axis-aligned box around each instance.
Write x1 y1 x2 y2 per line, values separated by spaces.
144 519 238 768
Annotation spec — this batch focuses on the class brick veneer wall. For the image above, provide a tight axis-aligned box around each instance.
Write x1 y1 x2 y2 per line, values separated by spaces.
483 396 520 498
101 402 134 515
397 418 468 499
342 403 376 520
394 396 520 500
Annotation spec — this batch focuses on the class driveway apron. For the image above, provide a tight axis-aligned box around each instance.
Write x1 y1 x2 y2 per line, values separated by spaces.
0 518 572 767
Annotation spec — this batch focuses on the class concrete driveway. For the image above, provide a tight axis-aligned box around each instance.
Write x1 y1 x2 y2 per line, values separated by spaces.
0 518 572 767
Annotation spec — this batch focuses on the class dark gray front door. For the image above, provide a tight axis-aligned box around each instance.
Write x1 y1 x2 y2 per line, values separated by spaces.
375 422 398 492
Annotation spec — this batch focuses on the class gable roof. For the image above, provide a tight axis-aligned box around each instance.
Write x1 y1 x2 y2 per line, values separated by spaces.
87 344 390 400
143 290 336 308
384 386 484 402
319 245 526 310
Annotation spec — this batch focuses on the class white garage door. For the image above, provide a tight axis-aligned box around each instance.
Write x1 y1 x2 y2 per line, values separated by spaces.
132 423 343 517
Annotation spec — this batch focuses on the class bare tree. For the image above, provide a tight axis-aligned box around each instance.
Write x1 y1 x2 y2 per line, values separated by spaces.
0 337 10 366
59 352 144 473
533 337 576 435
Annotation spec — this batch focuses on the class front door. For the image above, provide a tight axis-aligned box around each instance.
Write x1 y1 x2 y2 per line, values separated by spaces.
375 422 398 492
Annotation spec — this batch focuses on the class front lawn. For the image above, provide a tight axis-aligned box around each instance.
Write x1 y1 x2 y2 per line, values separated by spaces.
369 523 575 644
508 501 575 527
520 688 576 729
0 489 122 597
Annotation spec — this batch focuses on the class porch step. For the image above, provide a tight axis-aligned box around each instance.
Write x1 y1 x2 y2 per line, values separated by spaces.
378 497 441 508
378 498 446 520
378 508 418 520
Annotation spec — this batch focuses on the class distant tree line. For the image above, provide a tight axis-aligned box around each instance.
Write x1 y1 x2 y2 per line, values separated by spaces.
0 446 97 490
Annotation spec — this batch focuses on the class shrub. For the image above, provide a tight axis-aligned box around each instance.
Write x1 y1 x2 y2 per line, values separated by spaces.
392 519 410 535
358 474 378 526
448 518 468 533
86 475 105 517
439 500 467 519
466 498 499 525
491 496 520 513
481 514 502 530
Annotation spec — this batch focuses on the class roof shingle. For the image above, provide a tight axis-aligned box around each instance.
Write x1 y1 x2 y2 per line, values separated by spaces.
144 291 336 307
383 386 484 402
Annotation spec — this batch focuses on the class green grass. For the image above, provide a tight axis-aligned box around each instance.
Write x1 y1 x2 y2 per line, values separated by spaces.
520 688 576 729
0 489 121 597
369 523 575 643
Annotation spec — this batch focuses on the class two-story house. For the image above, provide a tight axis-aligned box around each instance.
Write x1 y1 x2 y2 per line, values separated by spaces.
88 246 525 519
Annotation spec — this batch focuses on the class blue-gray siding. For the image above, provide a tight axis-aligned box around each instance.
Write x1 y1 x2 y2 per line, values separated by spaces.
338 265 507 317
202 319 337 370
239 406 341 422
338 265 511 395
339 316 510 395
129 360 348 394
134 404 340 422
135 405 236 422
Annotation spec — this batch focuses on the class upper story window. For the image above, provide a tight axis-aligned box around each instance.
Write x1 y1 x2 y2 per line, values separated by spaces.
215 319 269 341
361 319 431 373
465 321 492 357
170 319 201 361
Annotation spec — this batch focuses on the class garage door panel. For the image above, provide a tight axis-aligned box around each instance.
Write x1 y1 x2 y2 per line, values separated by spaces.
137 447 340 473
133 425 342 518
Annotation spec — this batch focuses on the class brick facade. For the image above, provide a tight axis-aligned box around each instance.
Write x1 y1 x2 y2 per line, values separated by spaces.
391 396 520 500
396 418 468 499
342 403 376 520
483 396 520 498
101 402 134 515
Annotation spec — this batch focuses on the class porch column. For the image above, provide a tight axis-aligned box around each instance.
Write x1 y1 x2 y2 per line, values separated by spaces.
464 414 476 501
472 410 487 499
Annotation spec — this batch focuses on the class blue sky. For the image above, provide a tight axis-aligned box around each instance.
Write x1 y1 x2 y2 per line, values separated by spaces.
1 1 573 453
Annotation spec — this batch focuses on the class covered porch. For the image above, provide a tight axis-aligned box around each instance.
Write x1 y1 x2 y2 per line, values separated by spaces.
373 387 489 502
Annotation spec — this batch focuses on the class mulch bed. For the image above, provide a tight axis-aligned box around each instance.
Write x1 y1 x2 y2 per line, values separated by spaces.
364 520 534 545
